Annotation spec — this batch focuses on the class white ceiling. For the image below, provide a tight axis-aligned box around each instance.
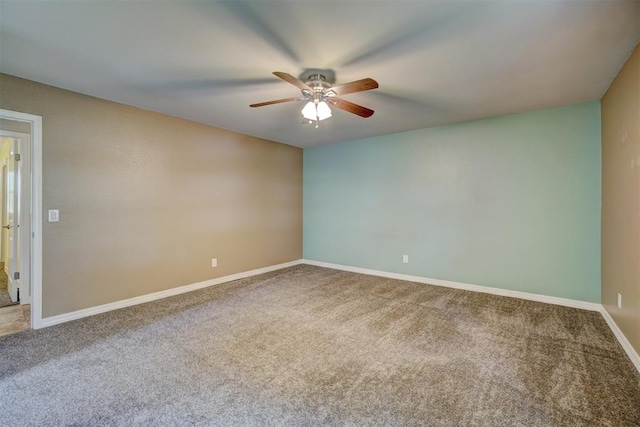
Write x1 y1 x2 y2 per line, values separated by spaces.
1 1 638 148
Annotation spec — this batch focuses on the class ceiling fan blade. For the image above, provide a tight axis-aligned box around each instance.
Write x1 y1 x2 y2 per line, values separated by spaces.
330 98 375 118
250 97 297 108
326 78 379 96
273 72 312 92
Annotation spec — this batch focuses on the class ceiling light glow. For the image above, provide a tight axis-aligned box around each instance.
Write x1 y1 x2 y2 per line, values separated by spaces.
301 100 332 124
301 102 317 121
317 101 332 121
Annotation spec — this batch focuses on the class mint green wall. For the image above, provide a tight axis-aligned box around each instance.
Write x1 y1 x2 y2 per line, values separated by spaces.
304 102 601 302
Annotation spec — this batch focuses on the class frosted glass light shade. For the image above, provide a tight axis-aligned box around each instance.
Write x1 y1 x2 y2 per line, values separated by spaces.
301 102 317 121
317 101 332 121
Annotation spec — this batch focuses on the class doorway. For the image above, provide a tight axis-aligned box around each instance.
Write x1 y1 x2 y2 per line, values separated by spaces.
0 109 43 331
0 139 22 308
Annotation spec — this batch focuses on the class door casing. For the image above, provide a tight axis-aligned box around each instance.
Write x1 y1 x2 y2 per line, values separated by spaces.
0 109 42 328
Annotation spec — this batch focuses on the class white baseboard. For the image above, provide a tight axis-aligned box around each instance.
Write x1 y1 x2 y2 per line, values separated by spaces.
302 259 640 374
302 259 601 311
599 307 640 373
39 259 304 328
36 257 640 375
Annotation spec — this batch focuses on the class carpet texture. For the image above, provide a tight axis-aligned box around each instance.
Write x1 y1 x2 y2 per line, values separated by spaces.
0 265 638 426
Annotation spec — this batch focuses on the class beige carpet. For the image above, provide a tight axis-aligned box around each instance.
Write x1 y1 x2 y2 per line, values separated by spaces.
0 304 30 337
0 264 638 425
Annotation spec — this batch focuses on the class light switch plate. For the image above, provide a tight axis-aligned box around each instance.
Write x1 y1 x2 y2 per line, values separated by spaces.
48 209 59 222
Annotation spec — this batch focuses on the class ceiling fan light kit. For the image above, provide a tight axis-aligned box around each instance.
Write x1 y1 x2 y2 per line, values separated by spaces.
250 70 379 128
302 100 332 122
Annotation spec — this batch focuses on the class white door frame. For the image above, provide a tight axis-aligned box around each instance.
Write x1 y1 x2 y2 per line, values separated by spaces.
0 159 6 268
0 109 43 329
0 131 29 303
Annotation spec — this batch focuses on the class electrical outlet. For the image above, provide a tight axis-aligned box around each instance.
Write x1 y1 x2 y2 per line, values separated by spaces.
617 293 622 309
402 254 409 264
211 258 218 268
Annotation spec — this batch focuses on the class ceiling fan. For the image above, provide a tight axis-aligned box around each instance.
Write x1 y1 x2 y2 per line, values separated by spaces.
250 71 379 127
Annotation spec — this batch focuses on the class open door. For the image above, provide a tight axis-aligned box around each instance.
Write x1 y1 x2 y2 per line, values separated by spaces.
0 108 41 328
5 137 20 303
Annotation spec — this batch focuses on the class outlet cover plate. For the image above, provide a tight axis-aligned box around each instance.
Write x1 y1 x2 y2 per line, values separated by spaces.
618 293 622 309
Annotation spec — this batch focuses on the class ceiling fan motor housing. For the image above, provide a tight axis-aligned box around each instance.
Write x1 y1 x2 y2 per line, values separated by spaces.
302 74 332 101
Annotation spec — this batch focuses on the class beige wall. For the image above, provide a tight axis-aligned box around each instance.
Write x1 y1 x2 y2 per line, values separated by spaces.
601 43 640 355
0 73 303 318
